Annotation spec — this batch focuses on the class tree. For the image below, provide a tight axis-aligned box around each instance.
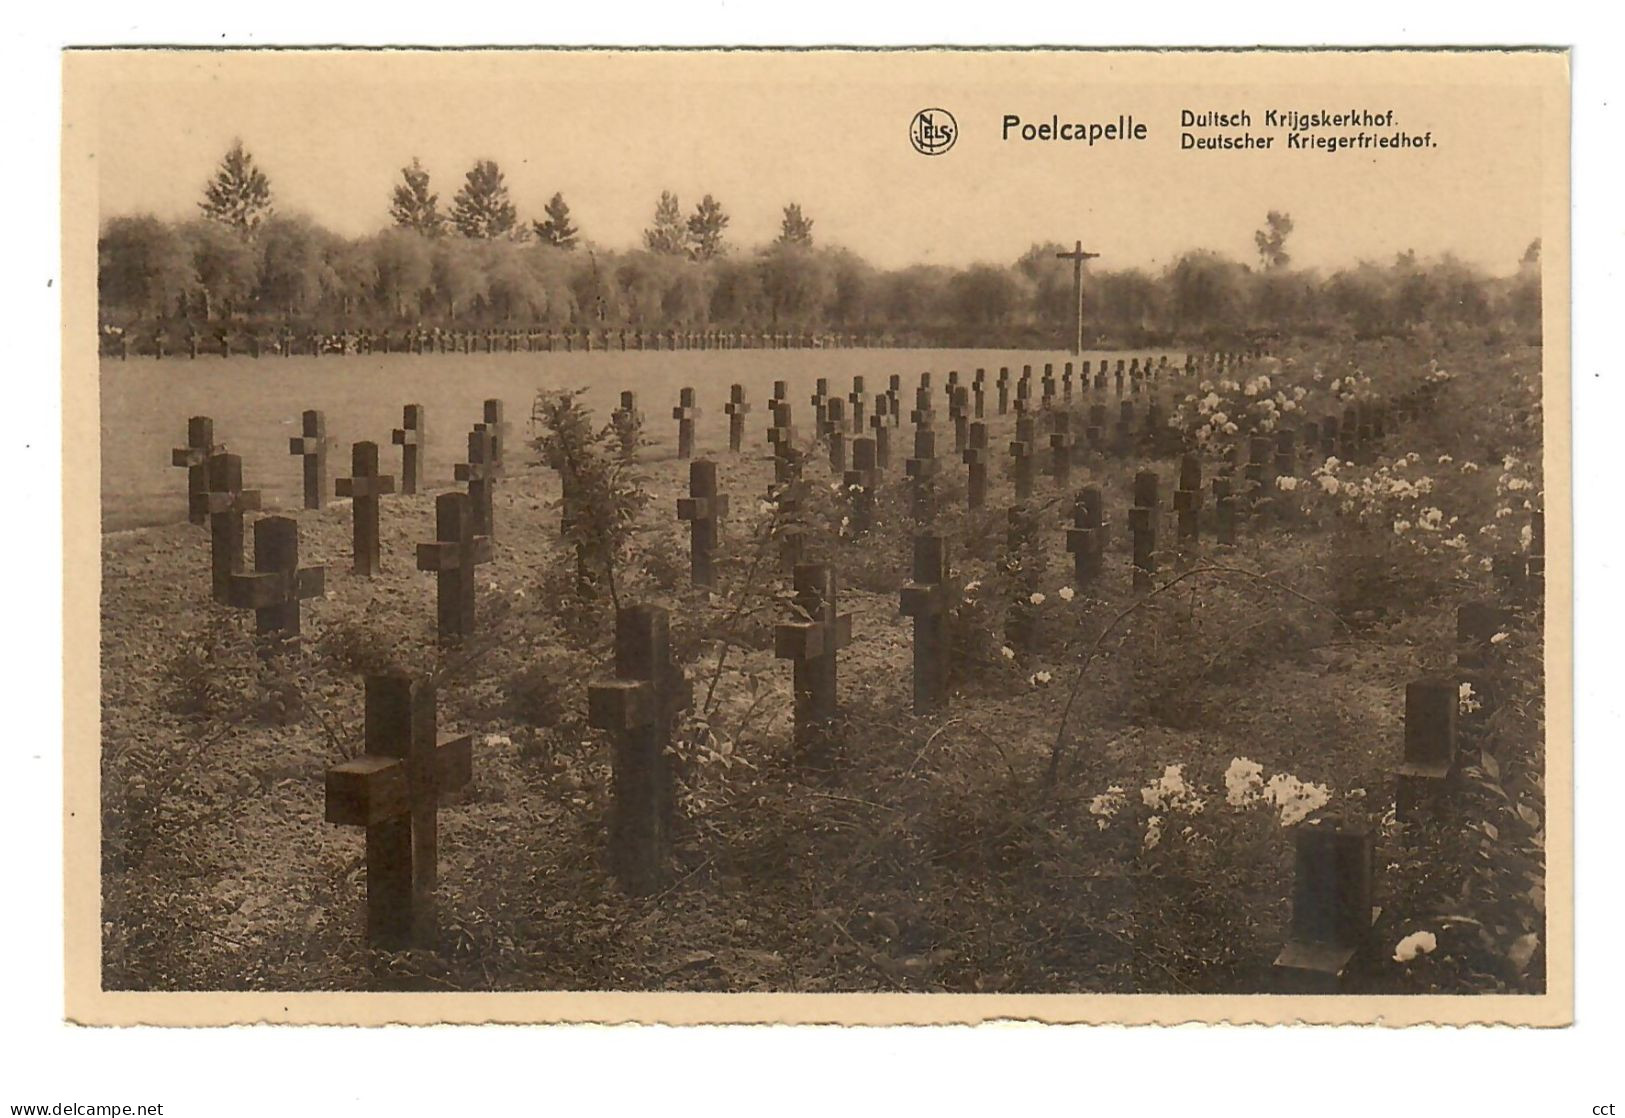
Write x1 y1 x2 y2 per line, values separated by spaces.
778 203 814 246
643 191 687 255
181 219 258 319
1253 210 1294 270
431 236 488 317
450 159 517 240
98 215 195 319
372 229 433 318
687 195 729 260
390 158 445 236
533 192 580 250
199 139 273 233
947 264 1024 327
256 214 333 315
1521 238 1542 267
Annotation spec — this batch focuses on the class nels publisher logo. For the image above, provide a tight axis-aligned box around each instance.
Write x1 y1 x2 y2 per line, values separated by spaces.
909 108 957 155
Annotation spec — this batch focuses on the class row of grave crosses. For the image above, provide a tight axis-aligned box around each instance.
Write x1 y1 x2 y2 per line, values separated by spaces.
172 399 513 644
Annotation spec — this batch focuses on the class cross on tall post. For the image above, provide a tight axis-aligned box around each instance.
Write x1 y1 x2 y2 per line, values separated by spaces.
335 441 396 577
324 674 475 949
1056 241 1101 356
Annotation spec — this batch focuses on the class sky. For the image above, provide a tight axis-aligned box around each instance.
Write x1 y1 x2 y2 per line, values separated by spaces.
74 49 1560 275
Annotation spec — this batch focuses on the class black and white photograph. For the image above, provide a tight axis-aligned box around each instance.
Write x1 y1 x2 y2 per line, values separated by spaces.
60 46 1570 1027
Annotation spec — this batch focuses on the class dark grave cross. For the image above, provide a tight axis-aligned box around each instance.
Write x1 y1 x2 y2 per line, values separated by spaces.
1174 453 1203 547
612 391 642 462
906 426 939 522
1396 679 1457 822
588 606 692 895
416 491 493 646
869 396 893 471
202 452 261 604
1066 486 1105 587
335 441 396 577
769 401 801 486
1004 504 1041 655
287 409 332 510
224 515 325 638
324 674 475 949
724 384 751 453
773 563 853 759
950 386 971 455
899 534 956 714
1009 416 1037 500
673 387 701 460
391 404 426 495
1086 403 1107 456
887 375 902 426
848 376 867 434
963 421 990 510
845 437 880 533
997 368 1010 416
1049 412 1075 485
910 384 935 431
824 397 848 473
1273 816 1380 991
972 369 986 419
454 426 498 539
1041 364 1056 411
1015 373 1033 417
676 459 729 591
171 415 221 525
1062 362 1074 402
1114 401 1135 457
1114 361 1126 397
943 369 959 411
811 378 831 436
1130 469 1159 591
481 399 511 474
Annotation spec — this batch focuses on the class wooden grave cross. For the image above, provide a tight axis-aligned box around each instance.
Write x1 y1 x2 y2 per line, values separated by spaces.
201 452 262 604
324 674 475 949
287 409 333 510
673 387 701 460
1066 486 1105 587
390 404 426 495
588 606 691 894
1009 416 1037 501
899 533 956 714
774 563 853 758
416 491 493 645
676 459 729 590
224 515 325 638
171 415 221 525
724 384 750 453
454 426 498 539
335 441 396 577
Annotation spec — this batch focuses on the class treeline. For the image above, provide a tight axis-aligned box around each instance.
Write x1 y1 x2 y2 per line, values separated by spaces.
97 142 1542 347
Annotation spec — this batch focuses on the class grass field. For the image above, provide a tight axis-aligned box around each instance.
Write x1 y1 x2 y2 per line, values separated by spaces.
100 347 1182 531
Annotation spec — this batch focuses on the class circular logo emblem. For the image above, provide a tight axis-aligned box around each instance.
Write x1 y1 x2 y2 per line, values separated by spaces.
909 108 958 156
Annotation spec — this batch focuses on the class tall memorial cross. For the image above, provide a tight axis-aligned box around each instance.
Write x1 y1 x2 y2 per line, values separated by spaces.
224 515 325 638
774 563 853 759
324 674 475 949
171 416 221 525
287 409 333 511
1059 242 1098 355
416 491 493 645
588 605 692 894
335 441 396 577
391 404 426 495
676 460 729 591
899 534 956 714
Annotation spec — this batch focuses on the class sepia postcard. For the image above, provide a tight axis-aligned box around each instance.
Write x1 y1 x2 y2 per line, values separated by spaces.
62 46 1571 1026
